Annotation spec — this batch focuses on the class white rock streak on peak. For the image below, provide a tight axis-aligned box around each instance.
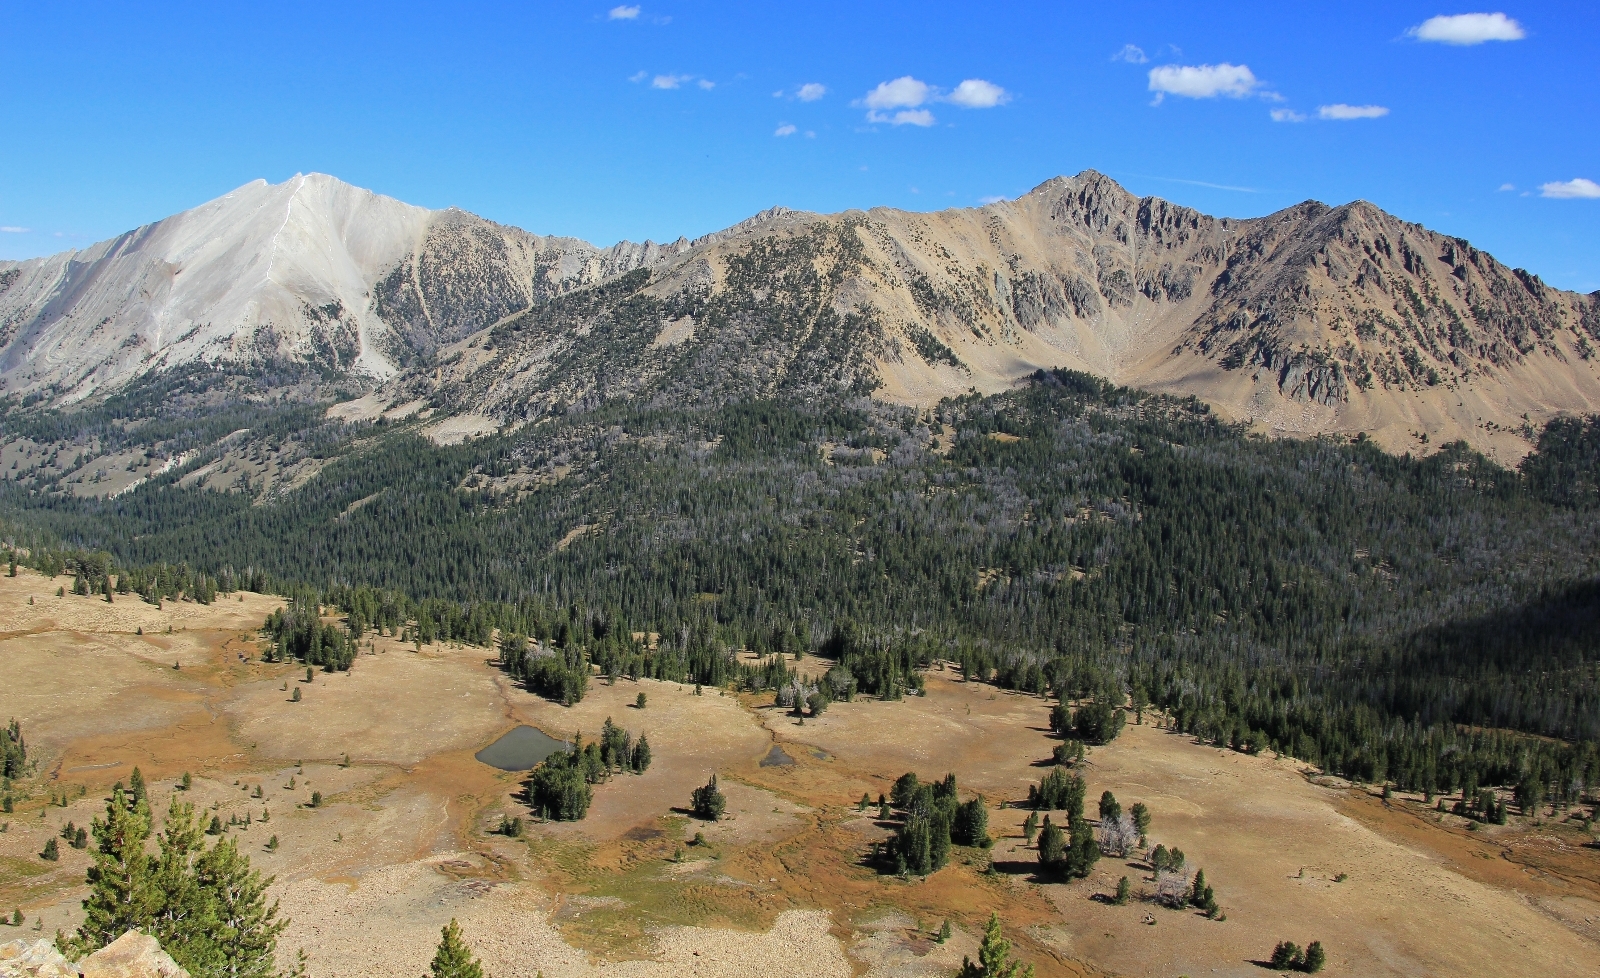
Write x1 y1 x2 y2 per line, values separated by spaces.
264 173 307 290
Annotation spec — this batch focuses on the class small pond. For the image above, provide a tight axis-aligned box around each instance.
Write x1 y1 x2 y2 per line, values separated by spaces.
759 745 795 767
475 725 567 771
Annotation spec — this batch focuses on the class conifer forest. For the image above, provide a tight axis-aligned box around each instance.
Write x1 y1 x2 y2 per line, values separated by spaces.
3 366 1599 807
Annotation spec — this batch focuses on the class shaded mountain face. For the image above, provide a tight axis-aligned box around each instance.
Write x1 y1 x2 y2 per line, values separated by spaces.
3 170 1596 458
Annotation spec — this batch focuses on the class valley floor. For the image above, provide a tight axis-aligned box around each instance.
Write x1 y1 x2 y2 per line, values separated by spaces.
1 567 1596 977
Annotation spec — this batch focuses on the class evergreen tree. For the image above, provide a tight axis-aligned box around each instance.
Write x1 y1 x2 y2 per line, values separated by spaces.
1036 816 1065 870
427 919 484 978
1064 818 1099 879
1271 942 1304 970
1129 802 1150 844
150 799 207 958
1303 941 1326 973
630 733 652 773
958 912 1033 978
74 786 157 953
952 797 989 847
691 775 726 821
188 836 289 978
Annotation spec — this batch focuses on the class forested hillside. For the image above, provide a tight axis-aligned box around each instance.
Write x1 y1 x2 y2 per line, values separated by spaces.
4 366 1599 802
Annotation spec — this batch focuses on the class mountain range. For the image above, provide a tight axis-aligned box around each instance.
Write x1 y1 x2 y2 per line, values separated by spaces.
3 171 1597 459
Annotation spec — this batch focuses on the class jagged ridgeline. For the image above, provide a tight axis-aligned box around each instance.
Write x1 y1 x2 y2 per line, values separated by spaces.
4 366 1599 798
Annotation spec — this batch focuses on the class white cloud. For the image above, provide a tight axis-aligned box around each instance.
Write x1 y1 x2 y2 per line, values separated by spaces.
1270 108 1307 123
1319 103 1389 120
628 71 647 83
698 79 715 90
1112 44 1148 64
1498 183 1516 191
797 83 827 102
1409 12 1525 45
0 226 29 233
867 108 935 126
863 76 932 110
608 5 640 19
945 79 1010 108
652 73 689 89
979 195 1006 205
1147 63 1258 102
805 130 815 138
1539 178 1600 199
774 124 797 137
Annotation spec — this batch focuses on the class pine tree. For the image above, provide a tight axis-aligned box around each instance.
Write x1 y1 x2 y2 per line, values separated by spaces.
73 787 157 954
40 838 59 861
1129 802 1150 844
1271 941 1304 970
428 919 485 978
1114 876 1130 905
1036 816 1065 870
958 913 1033 978
149 799 211 973
1303 941 1326 973
129 767 148 809
630 733 652 773
188 836 289 978
1098 791 1120 822
691 775 726 821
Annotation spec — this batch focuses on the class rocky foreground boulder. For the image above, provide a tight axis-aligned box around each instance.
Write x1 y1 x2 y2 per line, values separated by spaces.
0 932 189 978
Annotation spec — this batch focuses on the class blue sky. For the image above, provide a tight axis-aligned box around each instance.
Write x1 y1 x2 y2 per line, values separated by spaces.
1 2 1596 290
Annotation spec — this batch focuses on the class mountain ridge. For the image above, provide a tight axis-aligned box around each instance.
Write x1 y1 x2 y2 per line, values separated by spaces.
3 170 1597 459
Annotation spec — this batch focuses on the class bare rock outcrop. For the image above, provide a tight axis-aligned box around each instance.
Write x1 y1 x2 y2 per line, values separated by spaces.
0 932 189 978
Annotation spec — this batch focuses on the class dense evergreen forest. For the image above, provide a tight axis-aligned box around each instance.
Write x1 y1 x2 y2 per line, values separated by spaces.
3 368 1600 802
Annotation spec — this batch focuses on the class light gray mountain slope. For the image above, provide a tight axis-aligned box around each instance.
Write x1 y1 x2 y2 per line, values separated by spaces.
0 174 685 400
